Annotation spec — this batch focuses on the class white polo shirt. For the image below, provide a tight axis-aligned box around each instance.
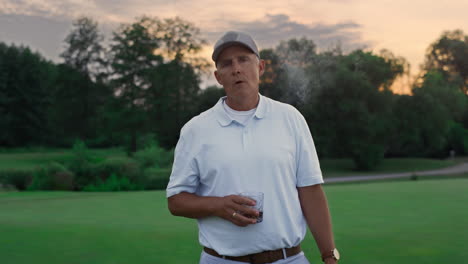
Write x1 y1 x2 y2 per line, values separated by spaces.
166 94 323 256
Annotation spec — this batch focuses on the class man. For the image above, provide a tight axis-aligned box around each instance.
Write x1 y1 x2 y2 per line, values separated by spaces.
167 31 340 264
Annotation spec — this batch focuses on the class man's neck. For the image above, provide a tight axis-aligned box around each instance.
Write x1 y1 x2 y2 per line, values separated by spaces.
225 94 259 111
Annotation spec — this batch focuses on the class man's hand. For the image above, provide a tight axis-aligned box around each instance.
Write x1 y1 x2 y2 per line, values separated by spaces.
214 195 259 226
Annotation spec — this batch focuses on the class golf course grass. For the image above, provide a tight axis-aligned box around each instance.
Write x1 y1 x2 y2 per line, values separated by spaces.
319 158 457 177
0 148 126 171
0 148 459 178
1 177 467 264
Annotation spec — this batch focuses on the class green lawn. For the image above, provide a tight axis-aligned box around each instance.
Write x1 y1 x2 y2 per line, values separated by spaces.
320 158 457 177
1 178 467 264
0 148 126 171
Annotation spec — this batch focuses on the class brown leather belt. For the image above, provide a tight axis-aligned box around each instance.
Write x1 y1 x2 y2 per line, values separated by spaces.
203 245 301 264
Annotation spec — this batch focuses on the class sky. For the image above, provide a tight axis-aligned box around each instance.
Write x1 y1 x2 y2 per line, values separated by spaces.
1 0 468 93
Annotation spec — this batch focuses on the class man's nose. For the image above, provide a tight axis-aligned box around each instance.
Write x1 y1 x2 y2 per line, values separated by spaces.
231 60 241 74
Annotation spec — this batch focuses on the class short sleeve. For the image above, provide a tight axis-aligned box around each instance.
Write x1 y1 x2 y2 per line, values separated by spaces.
166 129 200 198
295 112 324 187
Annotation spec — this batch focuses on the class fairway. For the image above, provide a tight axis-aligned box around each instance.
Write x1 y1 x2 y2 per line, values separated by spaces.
1 178 467 264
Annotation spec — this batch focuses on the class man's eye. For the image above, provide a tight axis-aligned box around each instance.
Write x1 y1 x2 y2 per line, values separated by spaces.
220 61 231 67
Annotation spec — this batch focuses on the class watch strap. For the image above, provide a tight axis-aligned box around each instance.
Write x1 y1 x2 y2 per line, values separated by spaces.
321 248 338 261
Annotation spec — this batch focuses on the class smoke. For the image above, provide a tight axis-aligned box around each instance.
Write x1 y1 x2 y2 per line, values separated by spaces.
281 64 310 105
278 47 341 106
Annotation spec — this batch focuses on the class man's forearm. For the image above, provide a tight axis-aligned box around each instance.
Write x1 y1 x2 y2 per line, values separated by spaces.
298 185 336 259
168 192 220 218
167 191 259 226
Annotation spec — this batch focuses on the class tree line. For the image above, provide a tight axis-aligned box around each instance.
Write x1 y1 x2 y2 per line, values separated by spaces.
1 16 467 169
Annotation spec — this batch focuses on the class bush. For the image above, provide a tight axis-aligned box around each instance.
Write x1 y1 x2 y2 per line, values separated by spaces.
0 169 35 190
134 143 174 169
67 140 103 189
141 167 172 190
447 122 468 155
352 144 385 170
0 183 16 191
27 162 75 191
71 140 93 163
94 157 141 182
82 173 139 191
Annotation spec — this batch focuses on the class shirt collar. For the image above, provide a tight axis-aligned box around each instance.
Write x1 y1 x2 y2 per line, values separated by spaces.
214 93 267 127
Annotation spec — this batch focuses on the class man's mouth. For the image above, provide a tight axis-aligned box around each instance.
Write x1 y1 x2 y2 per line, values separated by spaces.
235 81 244 85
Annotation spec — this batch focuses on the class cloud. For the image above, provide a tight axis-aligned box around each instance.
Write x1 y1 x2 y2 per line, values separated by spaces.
1 1 369 53
0 0 174 23
0 3 369 63
0 14 71 61
0 0 97 19
204 14 370 52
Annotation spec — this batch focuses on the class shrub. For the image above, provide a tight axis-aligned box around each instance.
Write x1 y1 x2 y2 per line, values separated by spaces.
134 143 174 169
94 157 141 182
351 144 385 170
51 171 75 190
82 173 139 192
447 122 468 155
67 140 103 190
141 167 172 190
0 183 16 191
0 169 35 190
27 162 75 191
134 139 174 168
71 140 91 164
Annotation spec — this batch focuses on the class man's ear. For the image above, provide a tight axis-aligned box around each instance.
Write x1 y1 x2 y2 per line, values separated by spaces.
258 59 266 77
214 70 223 85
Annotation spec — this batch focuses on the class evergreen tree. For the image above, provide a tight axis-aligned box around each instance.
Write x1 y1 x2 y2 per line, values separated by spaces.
52 16 111 146
0 43 56 147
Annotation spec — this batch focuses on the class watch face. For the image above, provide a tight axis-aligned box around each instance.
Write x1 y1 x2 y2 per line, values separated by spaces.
333 248 340 260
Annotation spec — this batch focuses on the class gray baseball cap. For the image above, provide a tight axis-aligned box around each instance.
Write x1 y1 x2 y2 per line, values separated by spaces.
212 31 259 63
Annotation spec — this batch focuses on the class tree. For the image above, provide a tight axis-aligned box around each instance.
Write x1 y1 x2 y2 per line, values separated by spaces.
341 50 404 90
417 70 467 121
259 49 284 101
155 17 209 69
60 16 107 81
275 37 317 67
108 16 208 151
48 64 111 146
388 70 467 157
379 49 411 92
390 93 451 157
195 85 225 114
109 16 164 153
0 43 56 147
424 29 468 95
146 17 207 148
309 50 404 169
53 17 111 145
147 60 201 148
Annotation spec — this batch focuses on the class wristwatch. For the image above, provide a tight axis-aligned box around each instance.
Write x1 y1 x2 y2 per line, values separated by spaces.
321 248 340 261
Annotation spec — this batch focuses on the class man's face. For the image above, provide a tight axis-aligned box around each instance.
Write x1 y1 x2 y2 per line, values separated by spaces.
214 45 265 101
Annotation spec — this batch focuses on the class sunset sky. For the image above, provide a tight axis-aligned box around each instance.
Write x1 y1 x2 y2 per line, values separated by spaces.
1 0 467 92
